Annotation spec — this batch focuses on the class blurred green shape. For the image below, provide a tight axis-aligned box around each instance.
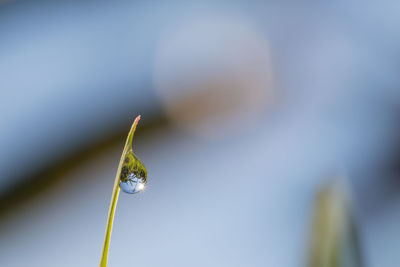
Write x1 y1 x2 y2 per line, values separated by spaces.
308 181 363 267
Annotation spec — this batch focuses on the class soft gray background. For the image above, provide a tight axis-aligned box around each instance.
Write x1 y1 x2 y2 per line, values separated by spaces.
1 1 400 266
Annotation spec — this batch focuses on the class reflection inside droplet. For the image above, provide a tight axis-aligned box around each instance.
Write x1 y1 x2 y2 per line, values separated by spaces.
119 151 147 194
120 173 146 194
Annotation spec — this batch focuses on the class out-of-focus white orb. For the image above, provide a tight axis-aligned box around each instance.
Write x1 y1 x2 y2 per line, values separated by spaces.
153 14 274 139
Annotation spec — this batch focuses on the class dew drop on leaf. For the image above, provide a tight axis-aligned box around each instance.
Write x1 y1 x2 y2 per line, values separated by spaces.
119 151 147 194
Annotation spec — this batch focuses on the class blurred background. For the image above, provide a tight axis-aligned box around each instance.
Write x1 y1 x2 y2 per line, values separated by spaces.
1 1 400 266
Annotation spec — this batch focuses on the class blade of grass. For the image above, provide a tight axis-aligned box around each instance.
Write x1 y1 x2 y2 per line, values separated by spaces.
100 115 141 267
308 180 362 267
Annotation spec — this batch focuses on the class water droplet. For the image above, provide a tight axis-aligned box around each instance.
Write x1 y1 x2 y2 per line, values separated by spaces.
119 151 147 194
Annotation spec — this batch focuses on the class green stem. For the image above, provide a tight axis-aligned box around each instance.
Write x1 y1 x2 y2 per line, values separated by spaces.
100 115 141 267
